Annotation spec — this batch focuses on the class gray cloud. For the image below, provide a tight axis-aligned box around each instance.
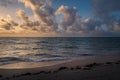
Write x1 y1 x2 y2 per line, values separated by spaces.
16 9 29 24
0 0 120 36
81 18 103 32
19 0 58 32
55 5 103 33
56 5 77 31
0 0 106 34
16 9 43 31
16 2 105 34
0 0 17 7
0 17 18 30
92 0 120 31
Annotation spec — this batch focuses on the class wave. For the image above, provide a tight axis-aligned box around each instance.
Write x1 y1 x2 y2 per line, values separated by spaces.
33 58 68 62
0 57 34 62
34 41 49 44
0 56 67 63
35 53 63 58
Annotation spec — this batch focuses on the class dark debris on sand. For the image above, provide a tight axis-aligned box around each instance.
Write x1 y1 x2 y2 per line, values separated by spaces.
53 67 69 73
58 67 68 71
76 66 81 69
85 63 101 67
82 62 101 70
0 75 3 78
106 62 112 65
1 60 120 80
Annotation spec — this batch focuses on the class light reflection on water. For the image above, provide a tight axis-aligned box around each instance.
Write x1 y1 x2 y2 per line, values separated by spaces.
0 37 120 64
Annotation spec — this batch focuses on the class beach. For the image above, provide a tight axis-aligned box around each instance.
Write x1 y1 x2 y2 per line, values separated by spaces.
0 0 120 79
0 56 120 80
0 37 120 80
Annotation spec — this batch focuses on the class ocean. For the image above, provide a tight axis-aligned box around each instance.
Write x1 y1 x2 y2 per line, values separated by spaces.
0 37 120 65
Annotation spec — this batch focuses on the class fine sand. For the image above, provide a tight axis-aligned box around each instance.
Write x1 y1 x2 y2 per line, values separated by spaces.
0 56 120 80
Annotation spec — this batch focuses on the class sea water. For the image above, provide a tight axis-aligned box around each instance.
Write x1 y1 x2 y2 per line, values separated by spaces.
0 37 120 65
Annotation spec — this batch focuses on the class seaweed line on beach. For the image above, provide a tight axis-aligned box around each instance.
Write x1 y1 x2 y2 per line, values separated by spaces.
0 60 120 80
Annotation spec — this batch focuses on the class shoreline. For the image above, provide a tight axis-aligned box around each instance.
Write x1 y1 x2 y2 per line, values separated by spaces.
0 55 120 69
0 55 120 80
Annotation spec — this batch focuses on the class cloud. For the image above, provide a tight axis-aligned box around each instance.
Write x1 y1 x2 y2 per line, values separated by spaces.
0 0 17 7
81 18 103 32
0 0 120 37
56 5 78 31
113 20 120 32
19 0 58 32
0 0 105 35
0 15 18 30
16 9 29 24
55 5 103 33
15 2 106 34
16 9 42 32
20 0 54 25
92 0 120 31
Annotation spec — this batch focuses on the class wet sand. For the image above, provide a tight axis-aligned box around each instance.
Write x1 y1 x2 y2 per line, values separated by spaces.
0 56 120 80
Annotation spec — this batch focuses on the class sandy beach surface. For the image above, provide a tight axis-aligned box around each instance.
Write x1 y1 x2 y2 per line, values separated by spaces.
0 56 120 80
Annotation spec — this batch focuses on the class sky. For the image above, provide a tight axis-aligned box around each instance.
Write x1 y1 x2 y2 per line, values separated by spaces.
0 0 120 37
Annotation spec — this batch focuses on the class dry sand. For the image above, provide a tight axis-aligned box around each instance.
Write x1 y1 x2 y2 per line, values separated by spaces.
0 56 120 80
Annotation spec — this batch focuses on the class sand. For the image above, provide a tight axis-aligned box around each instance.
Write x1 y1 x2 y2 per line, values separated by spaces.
0 56 120 80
